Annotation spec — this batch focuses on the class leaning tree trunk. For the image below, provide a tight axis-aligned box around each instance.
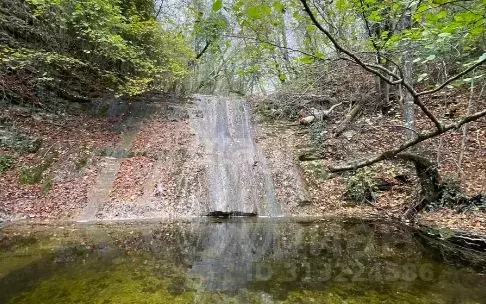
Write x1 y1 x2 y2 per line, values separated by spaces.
397 153 442 219
334 101 362 137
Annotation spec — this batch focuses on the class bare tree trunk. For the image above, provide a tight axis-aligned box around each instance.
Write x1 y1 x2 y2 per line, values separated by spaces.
280 12 289 63
334 101 362 136
381 65 390 104
155 0 164 19
402 11 415 141
458 76 476 176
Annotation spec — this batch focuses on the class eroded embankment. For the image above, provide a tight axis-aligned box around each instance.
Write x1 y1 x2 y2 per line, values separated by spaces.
74 95 294 221
250 92 486 240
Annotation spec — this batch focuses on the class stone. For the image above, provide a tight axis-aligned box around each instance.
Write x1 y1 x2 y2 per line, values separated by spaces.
299 115 315 125
342 130 356 141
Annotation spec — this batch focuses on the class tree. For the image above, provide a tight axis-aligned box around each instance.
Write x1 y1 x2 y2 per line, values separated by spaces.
203 0 485 211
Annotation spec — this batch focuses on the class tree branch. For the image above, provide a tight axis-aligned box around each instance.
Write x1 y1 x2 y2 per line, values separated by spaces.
328 109 486 172
299 0 445 129
417 58 486 96
155 0 164 18
222 34 346 63
196 40 211 59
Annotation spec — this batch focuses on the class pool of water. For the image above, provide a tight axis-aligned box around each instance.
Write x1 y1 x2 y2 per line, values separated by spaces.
1 218 485 303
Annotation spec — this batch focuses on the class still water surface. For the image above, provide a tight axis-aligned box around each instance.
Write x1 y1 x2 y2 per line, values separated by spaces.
1 218 485 303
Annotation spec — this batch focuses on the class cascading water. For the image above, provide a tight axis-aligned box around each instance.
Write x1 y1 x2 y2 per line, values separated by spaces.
193 95 282 217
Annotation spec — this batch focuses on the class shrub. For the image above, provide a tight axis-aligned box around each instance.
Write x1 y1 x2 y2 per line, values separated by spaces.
19 165 45 184
305 161 330 180
2 0 193 103
345 168 378 204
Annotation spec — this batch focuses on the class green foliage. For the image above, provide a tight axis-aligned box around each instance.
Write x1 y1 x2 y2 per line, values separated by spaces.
41 177 53 194
223 0 485 92
3 0 193 100
345 168 378 204
75 149 92 171
212 0 223 12
19 157 53 185
306 161 330 180
0 155 15 174
19 164 46 185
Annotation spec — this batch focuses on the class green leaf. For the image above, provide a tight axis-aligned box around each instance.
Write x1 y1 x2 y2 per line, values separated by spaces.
212 0 223 12
273 1 285 12
336 0 348 10
298 56 314 64
438 32 452 38
247 6 260 18
436 10 447 19
306 25 315 32
314 52 325 59
422 54 436 63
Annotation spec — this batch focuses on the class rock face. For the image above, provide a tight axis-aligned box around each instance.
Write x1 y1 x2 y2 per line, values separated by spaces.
72 96 284 221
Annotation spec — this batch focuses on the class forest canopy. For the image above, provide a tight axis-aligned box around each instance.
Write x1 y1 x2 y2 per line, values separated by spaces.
1 0 193 102
190 0 485 95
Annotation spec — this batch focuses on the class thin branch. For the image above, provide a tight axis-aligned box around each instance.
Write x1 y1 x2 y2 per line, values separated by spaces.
299 0 444 130
196 40 211 59
155 0 164 18
222 34 344 62
417 58 486 96
358 0 381 58
300 0 394 81
328 109 486 172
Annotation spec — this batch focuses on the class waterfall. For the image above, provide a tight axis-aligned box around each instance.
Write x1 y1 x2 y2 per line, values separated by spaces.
193 95 282 217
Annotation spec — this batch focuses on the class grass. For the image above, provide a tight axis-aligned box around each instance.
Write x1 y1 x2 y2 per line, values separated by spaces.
19 164 46 185
75 153 90 171
19 155 55 185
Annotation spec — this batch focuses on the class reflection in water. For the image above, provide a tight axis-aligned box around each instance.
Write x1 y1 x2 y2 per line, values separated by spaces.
189 219 289 297
1 218 486 303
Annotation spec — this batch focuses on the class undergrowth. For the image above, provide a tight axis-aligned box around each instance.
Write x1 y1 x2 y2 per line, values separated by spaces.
19 156 54 185
0 155 15 174
345 167 378 204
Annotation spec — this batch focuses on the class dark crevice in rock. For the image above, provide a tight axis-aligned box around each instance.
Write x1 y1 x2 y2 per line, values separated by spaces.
206 211 258 218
